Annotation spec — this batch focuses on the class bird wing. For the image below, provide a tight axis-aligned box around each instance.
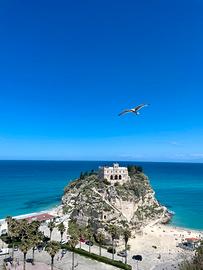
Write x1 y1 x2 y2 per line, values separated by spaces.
118 109 132 116
134 103 149 112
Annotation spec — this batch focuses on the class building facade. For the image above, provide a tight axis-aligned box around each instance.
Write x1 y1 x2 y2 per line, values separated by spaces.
98 163 130 183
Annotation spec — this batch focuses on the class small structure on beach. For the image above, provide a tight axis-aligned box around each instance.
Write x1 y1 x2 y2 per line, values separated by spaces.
178 237 201 251
98 163 130 183
24 213 54 223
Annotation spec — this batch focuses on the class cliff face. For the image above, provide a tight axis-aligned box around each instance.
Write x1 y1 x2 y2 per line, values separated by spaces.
61 170 171 234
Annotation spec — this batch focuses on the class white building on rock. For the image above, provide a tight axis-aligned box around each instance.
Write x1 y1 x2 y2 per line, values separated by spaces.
98 163 130 183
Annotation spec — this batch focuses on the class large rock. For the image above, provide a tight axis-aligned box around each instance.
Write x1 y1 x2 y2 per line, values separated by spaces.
61 170 171 235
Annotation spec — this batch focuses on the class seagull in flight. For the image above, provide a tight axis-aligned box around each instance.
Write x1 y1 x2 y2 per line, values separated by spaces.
118 103 149 116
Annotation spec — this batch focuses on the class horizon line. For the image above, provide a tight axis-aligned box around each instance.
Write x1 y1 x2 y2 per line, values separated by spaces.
0 159 202 164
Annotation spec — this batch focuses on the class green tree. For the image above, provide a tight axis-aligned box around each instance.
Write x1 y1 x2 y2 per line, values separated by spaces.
19 239 32 270
19 219 30 240
78 226 86 249
85 226 94 253
69 234 79 270
45 241 60 270
6 218 20 259
123 228 131 264
30 232 43 264
97 232 105 256
57 222 65 243
109 225 120 260
48 221 55 240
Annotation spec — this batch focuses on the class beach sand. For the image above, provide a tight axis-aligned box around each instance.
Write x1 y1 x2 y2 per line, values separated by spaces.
127 223 203 270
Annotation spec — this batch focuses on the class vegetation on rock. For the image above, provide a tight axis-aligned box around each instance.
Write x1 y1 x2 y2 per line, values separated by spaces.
62 165 171 246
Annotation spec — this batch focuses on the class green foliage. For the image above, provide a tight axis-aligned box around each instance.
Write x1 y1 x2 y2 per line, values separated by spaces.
57 222 65 234
127 165 143 175
62 244 132 270
62 205 71 214
103 178 111 185
108 224 121 240
80 170 97 180
97 232 105 244
48 221 55 231
123 228 131 244
45 241 61 257
107 247 116 254
179 245 203 270
19 239 32 254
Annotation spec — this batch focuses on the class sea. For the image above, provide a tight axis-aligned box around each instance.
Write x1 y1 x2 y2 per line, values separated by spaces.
0 160 203 230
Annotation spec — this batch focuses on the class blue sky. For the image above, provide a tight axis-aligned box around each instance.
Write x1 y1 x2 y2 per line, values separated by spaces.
0 0 203 162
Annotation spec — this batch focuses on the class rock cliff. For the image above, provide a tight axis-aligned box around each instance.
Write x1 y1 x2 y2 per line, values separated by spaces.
61 166 171 237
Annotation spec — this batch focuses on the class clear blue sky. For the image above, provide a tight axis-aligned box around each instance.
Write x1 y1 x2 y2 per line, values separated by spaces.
0 0 203 162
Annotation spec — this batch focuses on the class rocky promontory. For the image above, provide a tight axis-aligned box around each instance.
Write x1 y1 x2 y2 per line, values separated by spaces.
60 165 171 240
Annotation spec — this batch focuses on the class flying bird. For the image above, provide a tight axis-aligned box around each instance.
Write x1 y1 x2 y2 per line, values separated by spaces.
118 103 149 116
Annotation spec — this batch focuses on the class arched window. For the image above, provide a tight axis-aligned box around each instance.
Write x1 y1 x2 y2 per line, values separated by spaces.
115 175 118 180
119 175 122 180
110 175 113 180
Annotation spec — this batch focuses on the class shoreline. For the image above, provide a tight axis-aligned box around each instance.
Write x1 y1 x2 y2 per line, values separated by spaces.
0 205 60 223
1 205 203 234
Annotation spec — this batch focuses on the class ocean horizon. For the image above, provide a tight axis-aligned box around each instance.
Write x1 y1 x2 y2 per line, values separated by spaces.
0 160 203 230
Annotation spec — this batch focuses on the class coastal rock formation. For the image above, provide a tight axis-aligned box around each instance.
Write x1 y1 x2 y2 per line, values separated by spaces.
61 166 171 237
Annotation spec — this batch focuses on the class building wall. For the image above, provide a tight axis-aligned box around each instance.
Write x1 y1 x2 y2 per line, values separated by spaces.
99 163 130 183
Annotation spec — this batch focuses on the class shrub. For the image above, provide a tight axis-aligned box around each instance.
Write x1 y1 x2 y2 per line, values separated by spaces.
103 178 111 185
107 247 116 254
62 244 131 270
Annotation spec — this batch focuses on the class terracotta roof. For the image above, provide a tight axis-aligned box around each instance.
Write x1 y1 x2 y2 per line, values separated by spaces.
185 238 200 242
25 213 54 222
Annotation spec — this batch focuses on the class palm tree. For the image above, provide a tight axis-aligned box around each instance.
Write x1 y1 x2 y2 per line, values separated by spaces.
57 222 65 243
69 234 79 270
45 241 60 270
7 218 20 259
123 228 131 264
19 239 32 270
30 220 41 233
109 225 120 260
97 232 105 256
19 219 30 241
48 221 55 240
31 232 43 264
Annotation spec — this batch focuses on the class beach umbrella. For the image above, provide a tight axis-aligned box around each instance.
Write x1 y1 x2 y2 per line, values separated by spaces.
118 104 149 116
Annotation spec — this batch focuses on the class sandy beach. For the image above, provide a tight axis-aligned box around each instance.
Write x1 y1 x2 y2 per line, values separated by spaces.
127 223 203 270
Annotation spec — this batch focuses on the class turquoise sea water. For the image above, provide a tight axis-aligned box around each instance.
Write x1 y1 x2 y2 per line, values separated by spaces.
0 161 203 230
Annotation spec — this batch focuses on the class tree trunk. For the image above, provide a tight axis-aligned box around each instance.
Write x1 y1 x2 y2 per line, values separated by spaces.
89 244 91 253
32 248 35 264
79 240 81 249
125 242 127 264
99 245 101 256
50 230 52 240
12 242 14 259
51 256 54 270
72 250 75 270
112 239 114 260
61 232 63 242
23 253 26 270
